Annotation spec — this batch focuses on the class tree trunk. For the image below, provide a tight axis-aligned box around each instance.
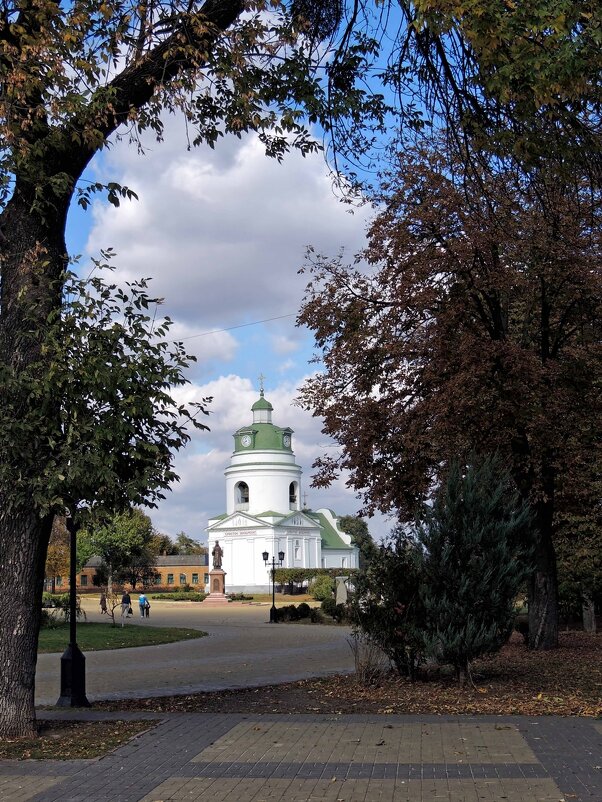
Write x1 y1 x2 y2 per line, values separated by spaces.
0 182 70 737
582 595 596 633
0 510 53 737
528 503 559 649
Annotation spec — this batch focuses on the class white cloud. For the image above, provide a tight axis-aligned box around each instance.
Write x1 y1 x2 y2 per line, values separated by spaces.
86 121 369 332
72 115 387 547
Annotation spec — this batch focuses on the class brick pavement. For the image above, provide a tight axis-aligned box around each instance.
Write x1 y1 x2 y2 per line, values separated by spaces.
1 713 600 802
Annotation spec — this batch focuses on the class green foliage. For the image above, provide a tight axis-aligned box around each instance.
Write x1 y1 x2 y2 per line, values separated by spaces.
321 598 337 618
275 604 301 622
352 527 427 679
320 599 349 623
310 574 335 601
297 602 311 619
149 592 206 602
338 515 377 569
46 593 86 624
81 508 159 589
228 593 254 601
0 263 210 519
174 533 207 556
419 456 533 681
275 567 358 594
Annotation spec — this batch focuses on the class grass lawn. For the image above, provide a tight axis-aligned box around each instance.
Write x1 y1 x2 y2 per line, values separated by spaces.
38 622 206 653
245 593 315 604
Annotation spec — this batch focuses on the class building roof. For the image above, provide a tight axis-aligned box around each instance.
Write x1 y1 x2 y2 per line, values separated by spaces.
251 394 273 412
84 554 208 568
307 511 351 550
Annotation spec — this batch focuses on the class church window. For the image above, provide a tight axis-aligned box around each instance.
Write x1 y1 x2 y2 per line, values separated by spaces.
294 539 300 560
342 558 347 568
235 481 249 510
289 481 298 509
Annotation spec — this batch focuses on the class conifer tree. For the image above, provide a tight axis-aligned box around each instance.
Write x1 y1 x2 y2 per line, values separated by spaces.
419 456 533 685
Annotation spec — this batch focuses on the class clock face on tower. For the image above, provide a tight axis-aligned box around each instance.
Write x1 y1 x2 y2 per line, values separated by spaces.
283 435 291 447
241 435 252 447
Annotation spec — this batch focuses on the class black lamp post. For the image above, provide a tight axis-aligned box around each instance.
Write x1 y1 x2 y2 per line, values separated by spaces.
262 550 285 623
57 515 90 707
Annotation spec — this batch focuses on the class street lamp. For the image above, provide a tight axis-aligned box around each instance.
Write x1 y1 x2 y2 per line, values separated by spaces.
262 550 285 623
57 515 89 707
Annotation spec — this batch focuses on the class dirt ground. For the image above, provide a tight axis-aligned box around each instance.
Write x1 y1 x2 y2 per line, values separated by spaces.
93 631 601 718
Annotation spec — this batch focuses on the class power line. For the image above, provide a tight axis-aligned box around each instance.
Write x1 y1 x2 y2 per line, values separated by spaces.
180 313 297 341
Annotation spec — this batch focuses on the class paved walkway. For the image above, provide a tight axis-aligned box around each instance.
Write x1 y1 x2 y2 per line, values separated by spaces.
35 599 355 705
2 712 601 801
2 600 599 802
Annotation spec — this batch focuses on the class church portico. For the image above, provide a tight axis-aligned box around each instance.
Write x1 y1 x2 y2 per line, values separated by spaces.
206 389 359 594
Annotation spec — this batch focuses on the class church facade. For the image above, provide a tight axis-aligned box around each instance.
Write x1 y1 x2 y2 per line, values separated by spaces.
206 391 359 593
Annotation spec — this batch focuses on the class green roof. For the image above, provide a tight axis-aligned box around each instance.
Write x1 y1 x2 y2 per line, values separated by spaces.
233 423 293 452
251 395 273 411
307 511 349 550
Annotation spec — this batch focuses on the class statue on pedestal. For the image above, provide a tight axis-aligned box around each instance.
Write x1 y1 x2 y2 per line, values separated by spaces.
212 540 223 569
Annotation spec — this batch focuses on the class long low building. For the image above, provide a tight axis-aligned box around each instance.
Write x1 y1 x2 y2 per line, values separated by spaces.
45 554 209 593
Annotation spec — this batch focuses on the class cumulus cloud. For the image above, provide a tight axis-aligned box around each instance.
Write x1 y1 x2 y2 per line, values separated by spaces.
86 120 369 332
75 116 385 544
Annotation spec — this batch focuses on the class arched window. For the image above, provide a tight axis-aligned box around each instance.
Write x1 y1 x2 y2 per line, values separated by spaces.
235 481 249 510
289 481 298 509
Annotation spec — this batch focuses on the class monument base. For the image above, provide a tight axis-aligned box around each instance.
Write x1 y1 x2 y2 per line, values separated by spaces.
202 568 229 604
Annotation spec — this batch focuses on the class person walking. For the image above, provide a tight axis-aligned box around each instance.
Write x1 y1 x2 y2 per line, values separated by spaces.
120 591 131 627
138 593 147 619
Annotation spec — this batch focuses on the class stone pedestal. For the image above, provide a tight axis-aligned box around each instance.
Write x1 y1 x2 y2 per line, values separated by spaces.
335 576 348 605
202 568 229 605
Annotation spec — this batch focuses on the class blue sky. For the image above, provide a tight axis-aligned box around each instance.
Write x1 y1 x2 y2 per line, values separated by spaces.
66 115 392 543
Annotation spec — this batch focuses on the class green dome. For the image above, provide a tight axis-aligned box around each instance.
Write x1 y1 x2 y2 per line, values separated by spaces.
251 393 273 412
233 424 293 452
251 390 274 412
233 391 293 453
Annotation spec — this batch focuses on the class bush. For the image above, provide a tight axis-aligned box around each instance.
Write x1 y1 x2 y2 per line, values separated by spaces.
228 593 253 601
275 604 301 622
50 593 86 623
310 574 334 601
297 602 311 619
39 608 60 629
348 631 390 686
321 598 337 618
149 592 206 601
42 592 58 608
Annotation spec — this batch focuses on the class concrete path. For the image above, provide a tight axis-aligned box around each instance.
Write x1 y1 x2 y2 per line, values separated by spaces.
2 711 601 801
35 598 355 706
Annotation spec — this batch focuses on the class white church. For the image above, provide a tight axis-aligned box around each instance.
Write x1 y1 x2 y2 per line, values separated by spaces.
206 389 359 593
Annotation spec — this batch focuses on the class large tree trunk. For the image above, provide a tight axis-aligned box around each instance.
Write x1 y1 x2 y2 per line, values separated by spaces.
582 595 596 633
0 510 53 737
0 184 70 737
528 500 559 650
